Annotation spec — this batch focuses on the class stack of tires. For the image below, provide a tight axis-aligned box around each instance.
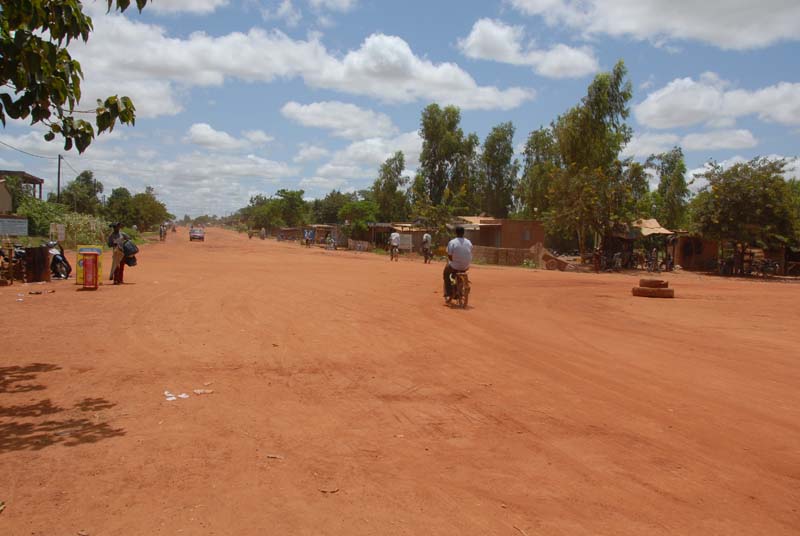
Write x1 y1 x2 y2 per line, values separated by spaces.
632 278 674 298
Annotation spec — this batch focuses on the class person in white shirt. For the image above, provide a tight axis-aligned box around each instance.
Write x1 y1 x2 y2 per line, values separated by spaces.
389 231 401 261
421 231 432 263
444 226 472 301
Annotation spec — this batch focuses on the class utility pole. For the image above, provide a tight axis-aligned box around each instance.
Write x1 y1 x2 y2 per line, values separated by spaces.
57 154 62 203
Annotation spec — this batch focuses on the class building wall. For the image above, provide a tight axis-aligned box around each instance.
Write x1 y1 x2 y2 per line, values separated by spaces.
0 182 12 213
497 219 545 249
472 245 537 266
674 236 719 270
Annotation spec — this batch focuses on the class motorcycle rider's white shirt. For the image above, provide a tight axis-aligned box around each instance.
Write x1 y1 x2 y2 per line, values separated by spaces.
389 232 400 246
422 233 432 246
447 237 472 271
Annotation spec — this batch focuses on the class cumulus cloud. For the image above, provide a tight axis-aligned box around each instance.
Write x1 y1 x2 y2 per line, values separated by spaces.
316 131 422 180
621 133 680 158
185 124 273 150
458 18 598 78
635 73 800 129
308 0 357 12
681 129 758 152
281 101 397 139
146 0 230 15
294 144 331 163
261 0 302 27
623 129 759 157
508 0 800 50
70 15 533 115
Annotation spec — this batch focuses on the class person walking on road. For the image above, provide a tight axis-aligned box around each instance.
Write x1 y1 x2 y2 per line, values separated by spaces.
107 222 129 285
422 231 432 263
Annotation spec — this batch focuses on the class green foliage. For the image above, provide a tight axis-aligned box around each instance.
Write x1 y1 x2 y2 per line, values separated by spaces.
515 126 560 219
690 157 797 247
372 151 410 221
130 186 171 231
2 174 35 212
479 122 519 218
274 189 308 227
58 211 109 249
104 187 133 224
0 1 147 153
339 199 378 238
16 197 66 236
50 170 103 214
418 104 479 208
646 147 689 229
519 60 637 258
310 189 356 224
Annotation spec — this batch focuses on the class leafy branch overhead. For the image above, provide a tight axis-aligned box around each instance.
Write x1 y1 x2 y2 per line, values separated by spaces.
0 1 149 153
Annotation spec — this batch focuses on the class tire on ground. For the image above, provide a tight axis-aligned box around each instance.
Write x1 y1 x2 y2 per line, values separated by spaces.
632 287 675 298
639 278 669 288
545 259 558 270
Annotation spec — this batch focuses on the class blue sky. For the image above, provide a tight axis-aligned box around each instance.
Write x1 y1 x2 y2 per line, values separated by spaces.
1 0 799 217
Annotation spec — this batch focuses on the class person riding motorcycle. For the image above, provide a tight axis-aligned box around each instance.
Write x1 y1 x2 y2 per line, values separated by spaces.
388 231 400 261
421 231 432 263
443 226 472 302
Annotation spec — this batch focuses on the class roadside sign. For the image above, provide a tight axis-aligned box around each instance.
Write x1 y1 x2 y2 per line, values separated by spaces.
76 245 104 285
56 224 66 242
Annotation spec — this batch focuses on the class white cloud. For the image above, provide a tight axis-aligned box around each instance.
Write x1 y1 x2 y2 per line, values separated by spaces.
147 0 230 15
622 133 680 158
623 128 759 157
293 144 331 163
69 17 534 116
185 124 272 151
458 18 598 78
281 101 397 139
635 73 800 129
681 129 758 152
316 131 422 180
262 0 302 27
686 155 800 192
508 0 800 50
299 176 347 190
308 0 357 12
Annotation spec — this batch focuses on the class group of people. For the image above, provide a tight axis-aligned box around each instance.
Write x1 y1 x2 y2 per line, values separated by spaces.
387 227 473 302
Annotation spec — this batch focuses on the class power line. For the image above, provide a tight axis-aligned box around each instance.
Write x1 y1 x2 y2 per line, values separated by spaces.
0 139 59 160
60 156 80 175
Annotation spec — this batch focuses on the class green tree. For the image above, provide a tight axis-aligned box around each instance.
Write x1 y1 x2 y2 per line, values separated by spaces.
104 187 133 224
515 126 560 219
274 189 308 227
372 151 410 222
479 122 519 218
311 189 356 224
646 147 689 229
542 60 636 257
338 199 378 238
690 157 797 248
130 186 171 231
0 1 147 153
52 170 103 214
418 104 479 208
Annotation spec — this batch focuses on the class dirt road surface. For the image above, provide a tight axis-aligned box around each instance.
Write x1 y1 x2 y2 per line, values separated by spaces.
3 228 799 535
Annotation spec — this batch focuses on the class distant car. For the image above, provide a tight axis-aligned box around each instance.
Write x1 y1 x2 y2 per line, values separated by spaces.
189 228 205 242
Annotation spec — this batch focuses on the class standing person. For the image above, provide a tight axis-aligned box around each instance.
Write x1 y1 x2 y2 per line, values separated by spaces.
107 222 129 285
259 227 267 240
443 226 472 302
592 247 602 273
421 231 432 263
389 231 401 261
159 223 166 241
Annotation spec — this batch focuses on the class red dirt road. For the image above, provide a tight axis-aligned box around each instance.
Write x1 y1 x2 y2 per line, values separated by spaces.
2 228 799 535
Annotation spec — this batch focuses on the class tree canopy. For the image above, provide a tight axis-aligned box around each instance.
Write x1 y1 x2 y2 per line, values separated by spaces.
372 151 410 222
690 157 797 247
0 0 147 152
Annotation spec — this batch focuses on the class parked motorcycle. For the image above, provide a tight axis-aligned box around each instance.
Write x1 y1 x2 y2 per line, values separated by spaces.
47 241 72 279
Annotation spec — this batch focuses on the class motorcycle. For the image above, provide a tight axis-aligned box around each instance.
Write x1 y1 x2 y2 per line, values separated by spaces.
47 241 72 279
447 271 471 308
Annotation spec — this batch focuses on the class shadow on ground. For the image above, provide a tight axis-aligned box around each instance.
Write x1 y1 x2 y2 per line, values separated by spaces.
0 363 125 454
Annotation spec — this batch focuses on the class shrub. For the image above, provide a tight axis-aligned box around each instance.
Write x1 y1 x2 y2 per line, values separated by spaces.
16 198 66 236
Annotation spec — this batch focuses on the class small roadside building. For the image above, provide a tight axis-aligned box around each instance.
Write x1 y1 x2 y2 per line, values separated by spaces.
452 217 545 249
0 170 45 204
